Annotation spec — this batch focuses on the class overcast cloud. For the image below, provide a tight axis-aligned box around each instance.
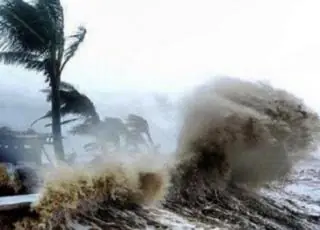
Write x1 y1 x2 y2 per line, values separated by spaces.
0 0 320 151
2 0 320 98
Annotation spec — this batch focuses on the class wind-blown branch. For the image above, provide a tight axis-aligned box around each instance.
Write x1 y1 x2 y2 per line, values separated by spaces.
0 0 51 53
0 51 45 71
60 26 86 73
30 111 52 127
44 118 80 127
69 120 96 136
37 0 64 43
126 114 155 147
32 81 99 127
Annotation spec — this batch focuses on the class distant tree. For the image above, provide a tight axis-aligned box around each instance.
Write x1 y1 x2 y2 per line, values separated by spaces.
126 114 155 151
32 82 127 152
100 117 128 150
0 0 87 161
71 116 128 153
32 82 157 153
70 112 156 153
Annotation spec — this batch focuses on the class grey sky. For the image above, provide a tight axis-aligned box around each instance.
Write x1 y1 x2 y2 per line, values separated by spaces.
1 0 320 108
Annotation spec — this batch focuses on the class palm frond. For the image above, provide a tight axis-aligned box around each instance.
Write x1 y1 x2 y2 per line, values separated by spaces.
69 122 95 136
83 142 100 152
0 51 45 71
36 81 99 126
61 117 80 125
40 88 52 102
126 114 154 146
30 111 52 127
0 0 53 53
60 26 86 72
59 81 77 91
104 117 128 135
44 118 80 127
40 81 78 101
126 129 147 145
0 0 66 84
126 114 150 133
58 84 98 119
37 0 64 45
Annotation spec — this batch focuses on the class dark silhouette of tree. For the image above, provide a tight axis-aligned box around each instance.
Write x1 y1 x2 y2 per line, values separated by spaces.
31 81 99 127
0 0 87 161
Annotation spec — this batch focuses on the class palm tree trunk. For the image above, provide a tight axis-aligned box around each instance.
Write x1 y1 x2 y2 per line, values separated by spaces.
145 131 157 153
49 44 65 161
146 131 154 146
51 76 65 161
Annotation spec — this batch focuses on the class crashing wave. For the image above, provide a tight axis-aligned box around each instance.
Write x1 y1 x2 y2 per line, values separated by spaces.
1 77 320 229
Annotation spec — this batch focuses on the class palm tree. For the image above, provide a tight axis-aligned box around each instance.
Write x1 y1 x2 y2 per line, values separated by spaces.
32 82 126 152
0 0 87 161
33 82 156 153
126 114 155 150
31 81 99 127
99 117 128 150
71 116 128 153
125 128 148 152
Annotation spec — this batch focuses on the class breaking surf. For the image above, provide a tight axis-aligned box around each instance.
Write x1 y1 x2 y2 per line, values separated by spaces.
1 77 320 229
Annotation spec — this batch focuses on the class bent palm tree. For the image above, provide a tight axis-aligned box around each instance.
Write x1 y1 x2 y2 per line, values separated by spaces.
31 81 99 127
102 117 128 150
0 0 87 161
72 116 128 153
126 114 155 151
33 82 156 153
125 129 148 152
33 82 125 152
